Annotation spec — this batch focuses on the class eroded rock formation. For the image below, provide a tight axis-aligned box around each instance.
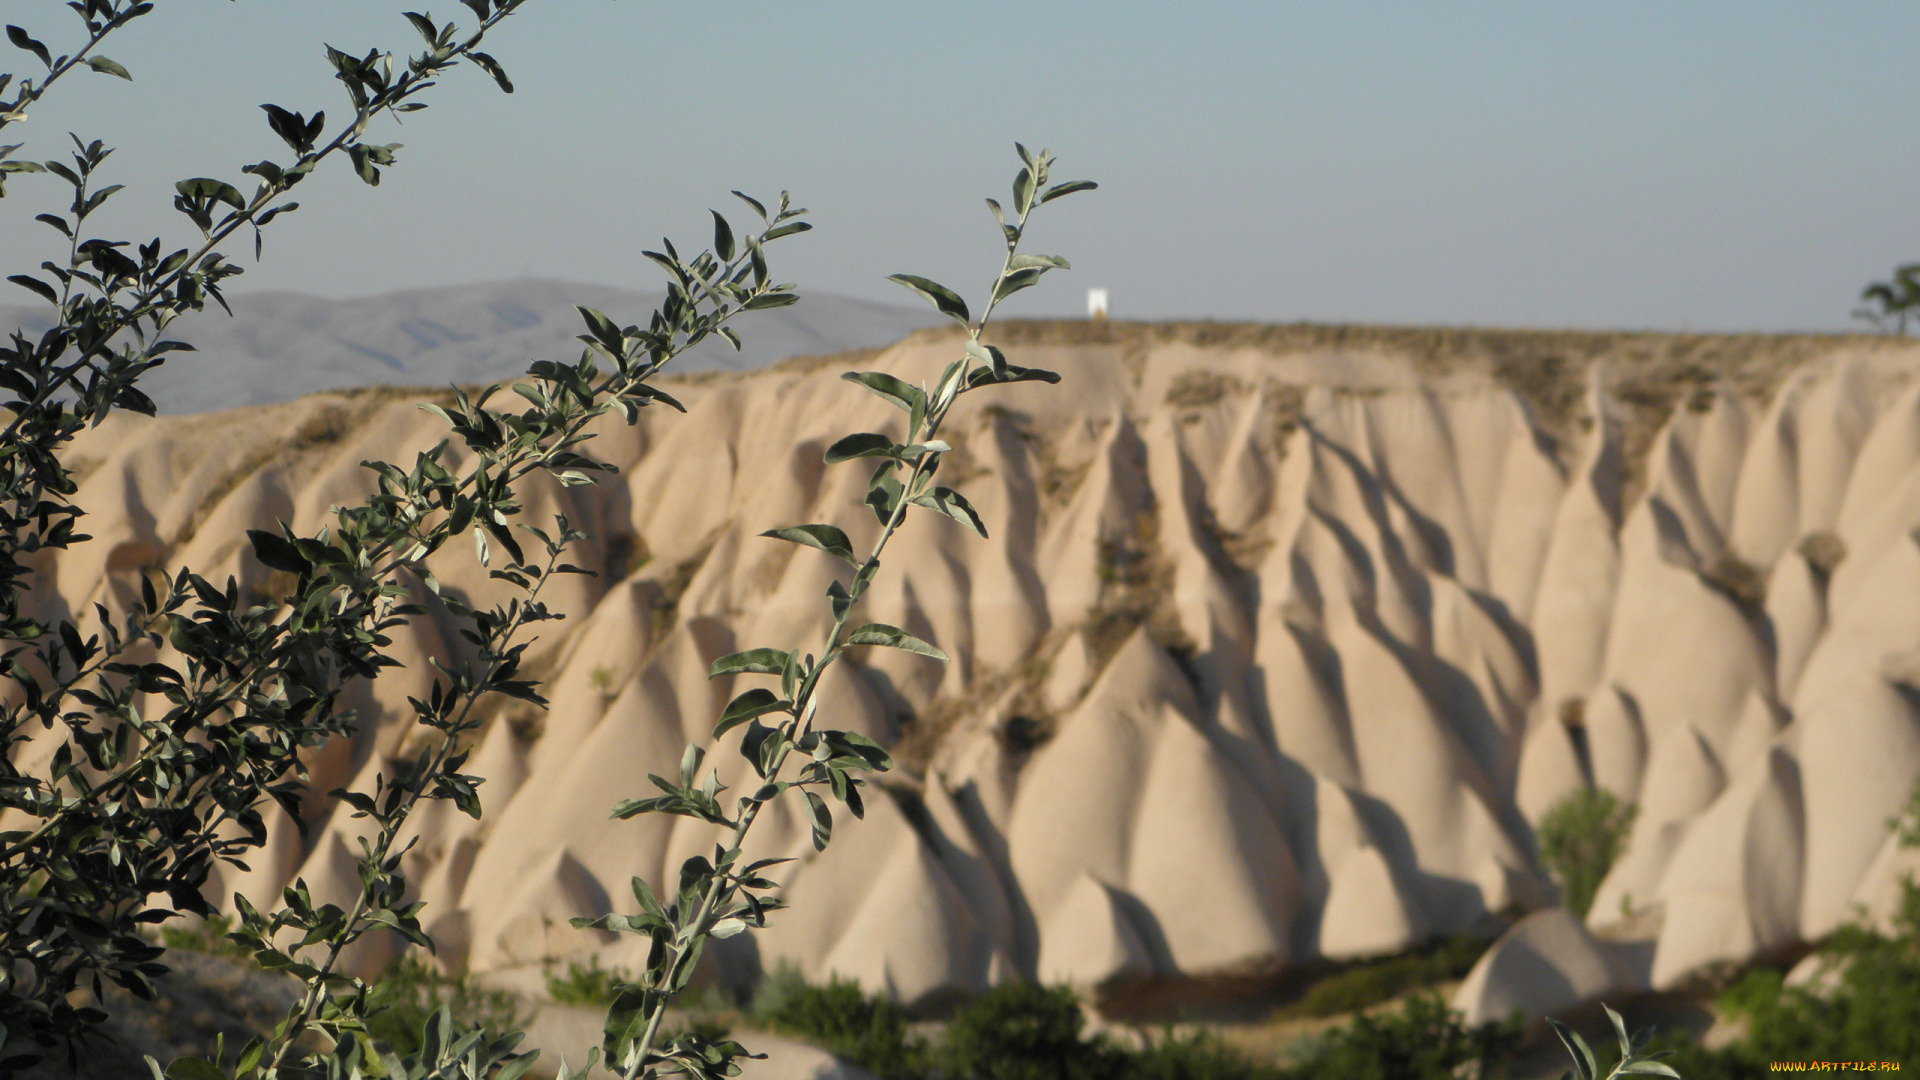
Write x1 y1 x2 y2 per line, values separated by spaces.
15 322 1920 1008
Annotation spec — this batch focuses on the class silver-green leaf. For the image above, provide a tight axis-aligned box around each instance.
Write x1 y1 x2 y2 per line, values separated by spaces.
840 371 926 420
844 622 948 662
911 487 988 538
824 432 898 465
1039 179 1098 204
1008 253 1070 271
801 790 832 851
84 56 132 80
709 648 791 679
762 524 857 564
887 273 970 327
713 688 790 738
1546 1017 1597 1080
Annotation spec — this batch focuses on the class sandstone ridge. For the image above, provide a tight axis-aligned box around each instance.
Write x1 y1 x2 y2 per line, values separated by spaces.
16 320 1920 1012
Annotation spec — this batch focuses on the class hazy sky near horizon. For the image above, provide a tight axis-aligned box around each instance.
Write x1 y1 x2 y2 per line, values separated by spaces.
4 2 1918 333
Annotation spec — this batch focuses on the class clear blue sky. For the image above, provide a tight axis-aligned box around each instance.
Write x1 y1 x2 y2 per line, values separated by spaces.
5 1 1918 332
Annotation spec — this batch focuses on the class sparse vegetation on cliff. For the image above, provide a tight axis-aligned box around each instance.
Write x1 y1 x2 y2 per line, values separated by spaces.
1701 552 1767 617
1538 787 1637 918
1799 530 1848 578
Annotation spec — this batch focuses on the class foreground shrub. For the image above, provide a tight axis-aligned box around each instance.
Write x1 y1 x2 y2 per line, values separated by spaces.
1285 993 1520 1080
361 956 529 1059
936 982 1119 1080
0 5 644 1072
576 147 1093 1077
753 968 927 1080
2 3 1051 1074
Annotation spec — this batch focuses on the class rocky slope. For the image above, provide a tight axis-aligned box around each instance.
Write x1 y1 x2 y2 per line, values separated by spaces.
16 320 1920 1015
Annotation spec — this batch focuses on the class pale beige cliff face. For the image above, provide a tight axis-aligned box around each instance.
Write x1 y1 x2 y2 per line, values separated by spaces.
21 323 1920 1007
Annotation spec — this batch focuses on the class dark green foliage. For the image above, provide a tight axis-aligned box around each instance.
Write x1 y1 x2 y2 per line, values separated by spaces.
935 983 1118 1080
362 955 529 1057
1701 937 1920 1065
753 968 928 1080
1277 935 1487 1019
748 971 1526 1080
1638 1031 1743 1080
1286 994 1521 1080
1538 786 1637 917
546 955 633 1008
159 913 251 962
1125 1030 1285 1080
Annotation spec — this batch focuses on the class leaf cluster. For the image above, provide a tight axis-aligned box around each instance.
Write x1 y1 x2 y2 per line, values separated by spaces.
752 970 928 1080
1547 1004 1679 1080
2 3 151 190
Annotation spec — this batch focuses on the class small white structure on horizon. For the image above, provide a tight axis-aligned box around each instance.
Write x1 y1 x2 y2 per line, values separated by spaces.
1087 288 1109 320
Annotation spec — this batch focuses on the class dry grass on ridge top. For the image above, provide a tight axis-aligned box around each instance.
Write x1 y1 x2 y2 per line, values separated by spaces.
760 319 1914 509
975 317 1893 411
752 319 1911 444
121 317 1898 451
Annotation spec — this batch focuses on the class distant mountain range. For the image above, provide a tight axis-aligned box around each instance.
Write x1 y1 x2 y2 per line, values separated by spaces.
0 278 941 414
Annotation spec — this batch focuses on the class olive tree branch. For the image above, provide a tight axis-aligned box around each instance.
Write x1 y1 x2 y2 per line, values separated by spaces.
0 204 798 879
0 0 153 134
600 148 1092 1080
0 0 531 447
255 537 569 1076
